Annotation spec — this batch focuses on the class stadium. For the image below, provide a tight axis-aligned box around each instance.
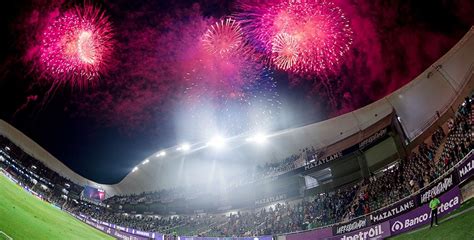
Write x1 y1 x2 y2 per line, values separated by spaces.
0 0 474 240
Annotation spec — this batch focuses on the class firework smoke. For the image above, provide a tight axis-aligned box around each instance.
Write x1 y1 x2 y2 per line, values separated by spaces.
179 16 281 133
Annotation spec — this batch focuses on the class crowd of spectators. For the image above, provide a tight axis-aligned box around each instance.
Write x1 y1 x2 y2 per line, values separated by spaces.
204 182 360 237
0 140 358 237
0 96 471 237
105 153 305 207
0 138 83 201
353 97 472 216
97 182 360 237
439 101 473 170
253 154 300 179
105 187 196 206
63 199 227 235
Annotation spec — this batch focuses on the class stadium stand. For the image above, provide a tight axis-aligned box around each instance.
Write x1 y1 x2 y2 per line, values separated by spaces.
1 27 473 238
1 95 471 237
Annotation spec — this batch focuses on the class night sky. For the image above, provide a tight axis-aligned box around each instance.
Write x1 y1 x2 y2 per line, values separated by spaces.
0 0 473 184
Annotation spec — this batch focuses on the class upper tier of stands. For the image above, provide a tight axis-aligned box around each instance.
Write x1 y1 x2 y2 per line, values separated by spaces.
0 26 473 238
1 95 471 237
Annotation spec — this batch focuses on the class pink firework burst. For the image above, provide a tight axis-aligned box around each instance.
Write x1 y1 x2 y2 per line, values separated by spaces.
168 16 280 133
39 5 114 89
237 0 353 74
271 32 299 70
202 18 245 57
180 17 261 103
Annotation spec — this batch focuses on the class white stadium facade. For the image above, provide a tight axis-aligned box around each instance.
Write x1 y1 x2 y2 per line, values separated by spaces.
1 26 473 198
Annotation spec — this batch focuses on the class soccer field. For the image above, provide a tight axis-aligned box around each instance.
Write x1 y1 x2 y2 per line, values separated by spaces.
2 170 474 240
389 198 474 240
0 173 113 240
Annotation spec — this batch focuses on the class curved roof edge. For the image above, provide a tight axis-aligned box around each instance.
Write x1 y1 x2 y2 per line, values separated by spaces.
0 119 120 195
1 26 473 196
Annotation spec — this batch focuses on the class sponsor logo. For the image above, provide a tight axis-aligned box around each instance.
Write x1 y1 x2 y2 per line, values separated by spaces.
459 158 474 179
391 196 459 233
305 152 343 170
395 213 429 232
437 196 459 214
135 230 151 237
335 219 367 235
340 224 385 240
420 175 454 204
391 221 404 232
370 199 415 223
113 231 133 240
255 194 287 205
117 226 126 231
96 225 106 231
359 128 387 150
86 220 94 225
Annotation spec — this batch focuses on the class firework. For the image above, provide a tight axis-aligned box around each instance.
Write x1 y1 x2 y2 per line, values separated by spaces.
182 17 262 103
175 17 280 134
237 0 353 74
39 4 114 89
202 18 245 57
182 48 267 111
271 32 299 70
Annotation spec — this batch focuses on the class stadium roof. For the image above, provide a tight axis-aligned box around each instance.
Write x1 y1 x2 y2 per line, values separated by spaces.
1 26 473 196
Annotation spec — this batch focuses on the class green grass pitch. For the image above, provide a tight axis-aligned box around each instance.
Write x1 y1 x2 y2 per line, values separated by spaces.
0 173 113 240
2 169 474 240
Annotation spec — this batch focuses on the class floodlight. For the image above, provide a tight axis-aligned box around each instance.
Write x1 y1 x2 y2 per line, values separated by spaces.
207 135 226 148
178 143 191 151
253 133 267 143
246 133 268 144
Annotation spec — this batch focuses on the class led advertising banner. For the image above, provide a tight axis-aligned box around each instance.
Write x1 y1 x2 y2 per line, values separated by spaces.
389 186 461 236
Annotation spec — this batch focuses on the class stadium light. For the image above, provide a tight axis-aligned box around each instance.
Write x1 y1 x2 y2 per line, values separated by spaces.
177 143 191 151
132 166 138 172
246 133 268 144
142 159 149 165
5 146 10 151
156 151 166 157
254 133 267 143
207 135 226 148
